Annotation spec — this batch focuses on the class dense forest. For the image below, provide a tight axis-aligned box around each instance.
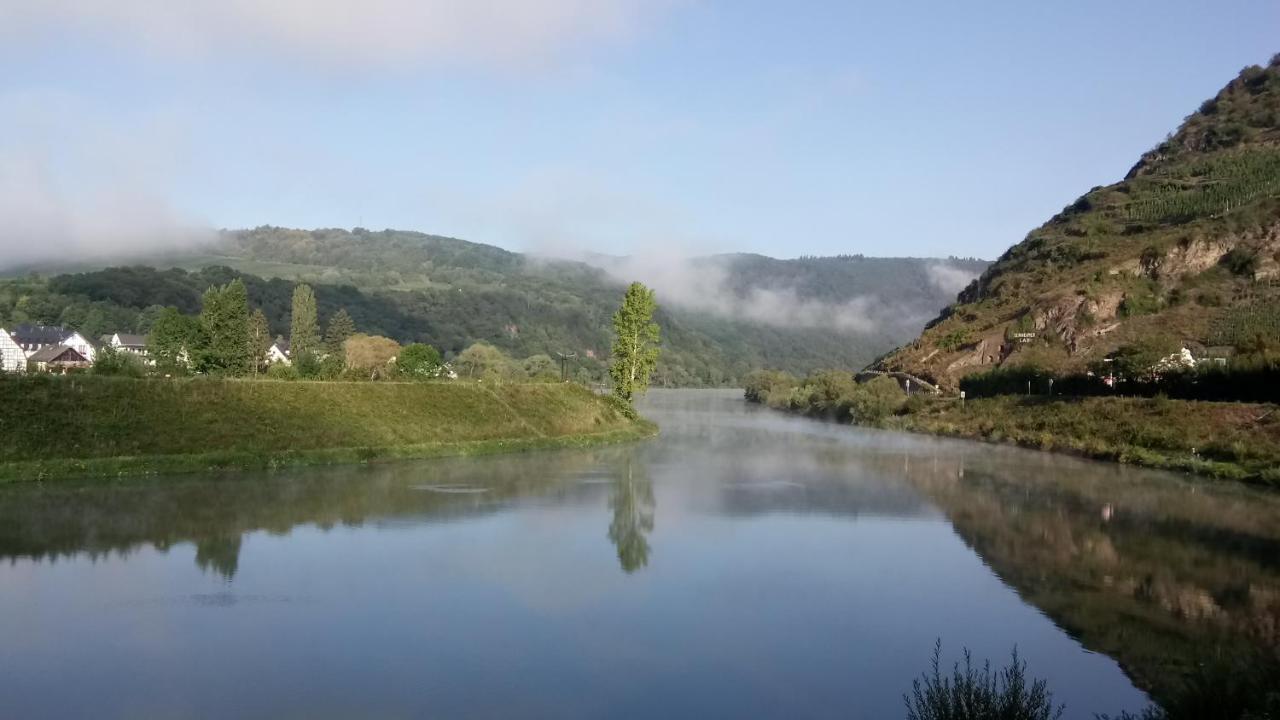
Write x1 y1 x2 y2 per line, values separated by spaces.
0 228 987 386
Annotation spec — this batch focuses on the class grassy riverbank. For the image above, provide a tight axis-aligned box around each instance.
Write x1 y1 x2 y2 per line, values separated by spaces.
744 370 1280 485
0 376 655 482
893 396 1280 485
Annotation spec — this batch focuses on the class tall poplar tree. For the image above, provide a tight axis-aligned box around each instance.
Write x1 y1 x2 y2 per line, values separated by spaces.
248 308 272 375
609 282 660 404
290 284 319 360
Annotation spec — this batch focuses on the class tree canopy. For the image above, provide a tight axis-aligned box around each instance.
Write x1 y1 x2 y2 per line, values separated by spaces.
609 282 661 404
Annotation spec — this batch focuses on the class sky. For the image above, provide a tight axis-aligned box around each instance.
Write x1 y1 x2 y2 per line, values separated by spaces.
1 0 1277 263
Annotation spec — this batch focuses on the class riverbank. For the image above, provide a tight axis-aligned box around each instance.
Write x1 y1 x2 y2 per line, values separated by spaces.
0 376 655 482
891 396 1280 485
743 371 1280 485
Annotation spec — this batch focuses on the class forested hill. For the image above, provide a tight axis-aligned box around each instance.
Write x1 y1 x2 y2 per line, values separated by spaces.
876 55 1280 390
0 227 986 386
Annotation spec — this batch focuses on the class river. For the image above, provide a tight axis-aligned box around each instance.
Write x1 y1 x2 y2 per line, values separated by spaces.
2 389 1277 718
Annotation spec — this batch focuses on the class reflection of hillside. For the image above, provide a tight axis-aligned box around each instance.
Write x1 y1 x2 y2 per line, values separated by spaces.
0 449 610 580
891 450 1280 704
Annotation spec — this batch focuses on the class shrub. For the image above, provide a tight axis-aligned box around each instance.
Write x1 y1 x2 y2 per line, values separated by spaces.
399 343 444 380
91 346 147 378
266 363 299 381
849 375 906 423
905 642 1063 720
743 370 796 404
1222 248 1259 278
938 329 972 352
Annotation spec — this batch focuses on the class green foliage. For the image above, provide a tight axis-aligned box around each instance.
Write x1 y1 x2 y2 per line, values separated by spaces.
198 279 252 376
1209 299 1280 349
850 375 907 422
1111 338 1183 381
937 329 972 351
289 284 319 361
609 282 661 404
3 239 988 387
323 307 356 355
147 307 200 375
315 354 346 380
293 351 323 379
91 346 146 378
521 354 557 382
1119 282 1162 318
266 362 300 381
398 343 443 380
1125 149 1280 224
454 341 516 381
905 642 1063 720
743 369 797 403
746 370 907 424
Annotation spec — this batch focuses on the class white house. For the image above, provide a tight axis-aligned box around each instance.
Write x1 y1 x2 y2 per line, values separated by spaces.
10 325 96 363
109 333 149 356
0 329 25 373
267 338 291 365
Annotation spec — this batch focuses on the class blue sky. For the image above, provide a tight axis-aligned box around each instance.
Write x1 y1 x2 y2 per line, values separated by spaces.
1 1 1277 263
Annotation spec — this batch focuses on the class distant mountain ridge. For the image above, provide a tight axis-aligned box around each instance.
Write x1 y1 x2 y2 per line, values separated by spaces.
0 226 988 386
876 54 1280 389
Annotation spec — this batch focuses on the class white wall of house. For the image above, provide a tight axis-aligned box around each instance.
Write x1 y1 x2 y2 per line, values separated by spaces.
63 332 96 363
266 344 291 365
0 329 25 373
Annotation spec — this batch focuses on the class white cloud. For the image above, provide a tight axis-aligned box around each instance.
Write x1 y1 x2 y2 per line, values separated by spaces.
583 252 889 333
925 262 979 295
0 0 675 68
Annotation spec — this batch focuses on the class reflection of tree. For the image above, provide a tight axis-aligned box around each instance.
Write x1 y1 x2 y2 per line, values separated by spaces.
194 535 242 580
608 459 655 574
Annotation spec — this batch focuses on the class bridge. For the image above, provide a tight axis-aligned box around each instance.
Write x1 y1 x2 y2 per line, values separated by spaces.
855 370 943 396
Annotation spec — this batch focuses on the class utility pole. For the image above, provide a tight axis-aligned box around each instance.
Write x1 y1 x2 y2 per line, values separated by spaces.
556 351 577 382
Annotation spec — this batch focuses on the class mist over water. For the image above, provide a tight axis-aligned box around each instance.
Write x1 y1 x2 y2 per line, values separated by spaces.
6 390 1271 718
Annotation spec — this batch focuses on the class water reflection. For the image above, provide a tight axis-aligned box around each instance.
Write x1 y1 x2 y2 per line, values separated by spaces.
0 390 1275 718
608 459 655 573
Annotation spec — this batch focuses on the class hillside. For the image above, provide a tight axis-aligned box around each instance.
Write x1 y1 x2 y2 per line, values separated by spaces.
876 55 1280 390
0 228 986 385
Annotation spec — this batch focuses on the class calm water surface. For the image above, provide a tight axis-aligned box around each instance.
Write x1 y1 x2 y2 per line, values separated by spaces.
3 389 1279 718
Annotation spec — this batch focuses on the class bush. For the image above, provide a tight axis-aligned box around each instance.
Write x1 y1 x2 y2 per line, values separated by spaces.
91 346 147 378
399 343 444 380
849 375 906 423
905 642 1063 720
1222 248 1260 278
743 370 796 403
266 363 299 381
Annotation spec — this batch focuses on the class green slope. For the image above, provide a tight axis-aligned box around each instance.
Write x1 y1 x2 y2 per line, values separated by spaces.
877 54 1280 389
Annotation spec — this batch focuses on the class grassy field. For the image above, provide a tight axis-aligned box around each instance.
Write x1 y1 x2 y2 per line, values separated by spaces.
889 395 1280 484
0 376 654 481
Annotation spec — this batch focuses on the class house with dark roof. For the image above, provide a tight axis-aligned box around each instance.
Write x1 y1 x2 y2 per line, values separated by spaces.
108 333 149 356
27 345 90 373
10 325 97 363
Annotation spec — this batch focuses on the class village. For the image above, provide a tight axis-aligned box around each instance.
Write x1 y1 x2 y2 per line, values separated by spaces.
0 324 298 374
